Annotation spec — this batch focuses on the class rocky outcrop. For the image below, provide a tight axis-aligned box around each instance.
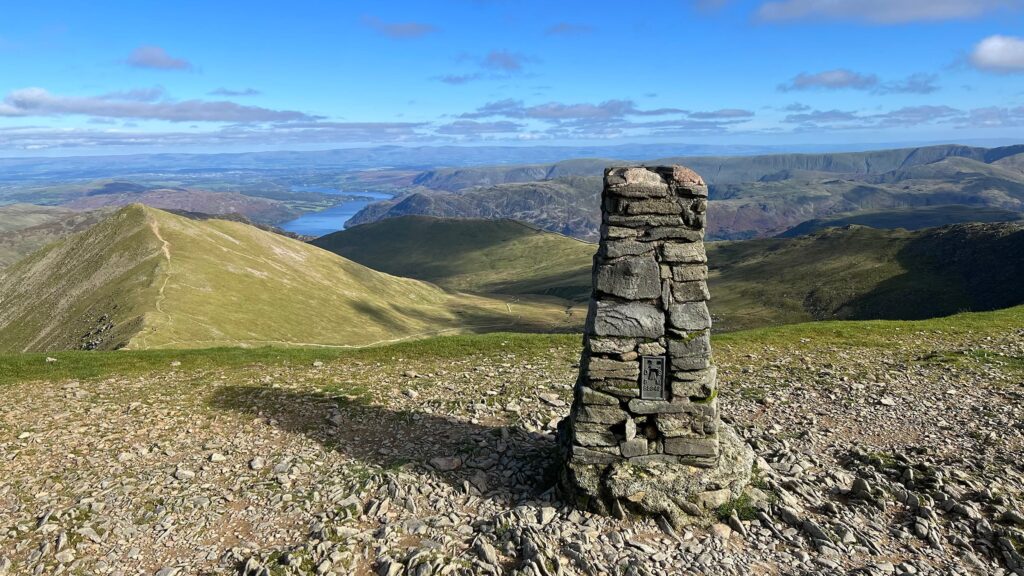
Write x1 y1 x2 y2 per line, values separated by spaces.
559 165 753 527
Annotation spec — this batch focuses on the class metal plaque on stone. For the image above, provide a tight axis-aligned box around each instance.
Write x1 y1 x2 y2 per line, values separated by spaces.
640 356 666 400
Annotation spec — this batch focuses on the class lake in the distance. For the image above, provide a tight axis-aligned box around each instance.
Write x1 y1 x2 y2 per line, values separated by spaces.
279 187 393 238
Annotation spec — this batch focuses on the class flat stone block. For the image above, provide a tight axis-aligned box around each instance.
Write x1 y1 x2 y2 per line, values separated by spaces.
576 431 619 447
605 225 637 239
596 255 661 300
619 438 649 458
588 337 637 355
671 355 711 371
588 377 640 399
670 367 717 399
668 303 711 331
590 301 664 339
668 331 711 356
577 405 627 425
637 341 666 356
607 214 683 228
664 436 719 458
580 386 619 406
603 239 654 258
617 198 681 215
587 357 640 380
571 445 622 465
641 227 703 242
671 281 710 303
605 167 670 197
661 242 707 264
671 265 708 282
627 398 691 414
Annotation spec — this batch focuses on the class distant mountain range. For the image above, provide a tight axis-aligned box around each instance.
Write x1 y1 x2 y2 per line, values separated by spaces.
349 144 1024 241
0 206 578 353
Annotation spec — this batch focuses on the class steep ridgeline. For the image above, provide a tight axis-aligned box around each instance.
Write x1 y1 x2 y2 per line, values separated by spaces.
351 144 1024 241
314 216 596 301
0 205 578 353
345 177 603 240
0 205 115 269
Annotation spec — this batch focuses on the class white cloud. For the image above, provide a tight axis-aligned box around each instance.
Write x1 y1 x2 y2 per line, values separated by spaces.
778 69 878 91
758 0 1019 24
126 45 192 70
0 87 314 122
970 35 1024 73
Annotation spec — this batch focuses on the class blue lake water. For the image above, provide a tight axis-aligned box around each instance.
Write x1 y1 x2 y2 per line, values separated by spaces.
280 188 393 238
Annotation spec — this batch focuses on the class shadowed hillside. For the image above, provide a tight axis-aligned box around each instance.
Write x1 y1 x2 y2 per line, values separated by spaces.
317 216 1024 332
314 216 596 300
0 206 581 353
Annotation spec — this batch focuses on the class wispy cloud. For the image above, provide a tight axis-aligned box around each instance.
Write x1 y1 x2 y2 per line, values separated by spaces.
435 50 536 84
454 98 752 139
208 87 262 97
126 45 192 70
779 69 938 94
459 99 687 120
970 35 1024 73
544 22 593 36
362 16 437 39
778 69 879 91
757 0 1020 24
435 120 525 135
0 121 434 151
0 87 314 122
689 108 755 119
876 73 939 94
481 50 527 72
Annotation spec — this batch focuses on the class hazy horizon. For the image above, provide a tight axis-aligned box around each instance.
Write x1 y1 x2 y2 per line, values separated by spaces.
1 0 1023 155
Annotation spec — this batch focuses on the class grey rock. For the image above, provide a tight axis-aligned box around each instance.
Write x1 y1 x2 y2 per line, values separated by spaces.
668 302 712 332
595 255 661 300
590 301 664 338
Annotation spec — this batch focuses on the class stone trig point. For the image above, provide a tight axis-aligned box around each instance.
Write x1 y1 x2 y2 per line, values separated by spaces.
558 165 753 527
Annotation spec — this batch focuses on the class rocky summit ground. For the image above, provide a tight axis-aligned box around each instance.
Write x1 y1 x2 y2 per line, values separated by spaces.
1 314 1023 576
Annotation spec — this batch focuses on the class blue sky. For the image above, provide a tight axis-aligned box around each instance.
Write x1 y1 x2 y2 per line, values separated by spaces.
0 0 1022 155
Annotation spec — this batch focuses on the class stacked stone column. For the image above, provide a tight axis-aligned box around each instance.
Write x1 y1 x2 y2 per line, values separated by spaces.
559 165 752 526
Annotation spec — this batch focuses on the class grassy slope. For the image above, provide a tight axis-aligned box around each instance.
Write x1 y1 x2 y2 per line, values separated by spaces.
1 304 1020 387
0 203 77 233
0 205 164 353
0 206 580 353
314 216 595 300
777 205 1024 237
0 206 115 269
314 216 1024 333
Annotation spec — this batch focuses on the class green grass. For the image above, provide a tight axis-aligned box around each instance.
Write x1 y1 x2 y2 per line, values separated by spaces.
320 216 1023 334
313 215 595 301
2 304 1021 388
0 332 580 386
0 206 580 353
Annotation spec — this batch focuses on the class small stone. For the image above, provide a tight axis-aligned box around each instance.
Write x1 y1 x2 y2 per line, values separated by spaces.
711 523 732 540
209 453 226 463
538 392 565 407
429 456 462 471
249 457 266 470
173 468 194 481
45 357 57 363
55 549 75 564
404 389 419 399
403 370 419 378
312 360 324 368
